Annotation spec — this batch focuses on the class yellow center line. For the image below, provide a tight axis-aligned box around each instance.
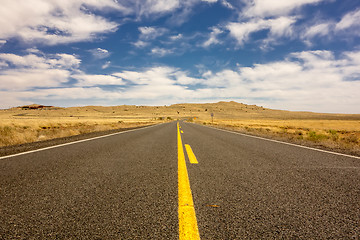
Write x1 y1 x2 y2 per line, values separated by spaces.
177 122 200 240
185 144 198 164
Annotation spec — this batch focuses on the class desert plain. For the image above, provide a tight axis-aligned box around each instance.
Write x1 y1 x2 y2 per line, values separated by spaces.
1 101 359 156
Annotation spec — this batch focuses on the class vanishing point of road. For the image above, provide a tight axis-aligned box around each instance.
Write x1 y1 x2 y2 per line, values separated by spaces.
1 121 359 239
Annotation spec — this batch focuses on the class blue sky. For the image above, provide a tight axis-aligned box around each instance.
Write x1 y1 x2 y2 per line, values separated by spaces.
0 0 360 113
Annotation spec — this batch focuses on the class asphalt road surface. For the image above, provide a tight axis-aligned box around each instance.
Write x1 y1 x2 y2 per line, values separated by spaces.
1 121 359 239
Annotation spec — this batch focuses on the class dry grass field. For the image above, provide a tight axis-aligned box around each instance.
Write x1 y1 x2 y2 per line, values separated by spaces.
0 105 162 147
1 101 360 156
198 119 360 156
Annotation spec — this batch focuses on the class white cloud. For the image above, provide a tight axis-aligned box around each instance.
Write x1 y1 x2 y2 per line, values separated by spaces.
113 66 201 86
221 0 234 9
302 9 360 45
114 66 176 85
139 26 167 40
227 17 296 46
102 61 111 69
17 87 124 101
133 26 168 49
174 72 202 85
335 8 360 31
88 48 111 59
117 0 201 26
303 23 331 39
202 0 218 3
132 40 149 48
0 40 6 48
243 0 325 18
73 74 124 87
203 27 223 47
0 52 80 69
111 66 197 100
2 50 360 113
202 50 360 113
0 0 123 45
137 0 181 15
0 62 8 68
0 52 81 90
169 34 183 41
0 68 71 91
150 47 174 57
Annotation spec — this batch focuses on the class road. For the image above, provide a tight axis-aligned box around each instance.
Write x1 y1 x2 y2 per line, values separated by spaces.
1 121 359 239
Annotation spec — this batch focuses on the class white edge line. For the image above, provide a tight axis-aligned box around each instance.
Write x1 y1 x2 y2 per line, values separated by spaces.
0 123 166 160
188 122 360 160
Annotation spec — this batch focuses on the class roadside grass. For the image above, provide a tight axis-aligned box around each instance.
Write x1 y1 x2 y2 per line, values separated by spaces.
196 119 360 156
0 118 158 147
2 101 360 151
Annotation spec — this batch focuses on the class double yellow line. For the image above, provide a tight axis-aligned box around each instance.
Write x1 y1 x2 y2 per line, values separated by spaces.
177 122 200 239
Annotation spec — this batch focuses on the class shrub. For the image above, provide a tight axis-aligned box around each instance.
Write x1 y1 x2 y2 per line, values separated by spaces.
295 130 303 136
307 131 328 142
345 134 358 143
0 126 13 136
328 129 339 141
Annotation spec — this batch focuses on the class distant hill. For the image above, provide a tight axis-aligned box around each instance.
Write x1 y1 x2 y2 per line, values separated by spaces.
14 104 61 110
6 101 360 121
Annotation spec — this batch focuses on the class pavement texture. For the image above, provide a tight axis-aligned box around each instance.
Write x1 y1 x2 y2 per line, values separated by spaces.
1 121 359 239
1 123 178 239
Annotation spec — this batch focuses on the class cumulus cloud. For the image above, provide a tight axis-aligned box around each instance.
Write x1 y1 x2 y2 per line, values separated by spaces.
73 74 124 87
134 0 181 16
88 48 111 59
302 9 360 44
227 17 296 46
138 26 168 40
122 0 198 24
243 0 325 18
169 34 183 41
0 40 6 48
202 27 223 47
2 50 360 113
0 68 71 91
132 40 149 48
303 23 332 39
205 50 360 113
102 61 111 69
0 52 80 90
133 26 168 49
113 66 202 91
111 50 360 113
218 0 317 49
0 0 124 45
0 52 80 69
202 0 218 3
150 47 174 57
335 8 360 31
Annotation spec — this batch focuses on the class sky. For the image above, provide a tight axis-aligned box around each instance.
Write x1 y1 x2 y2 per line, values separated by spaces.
0 0 360 113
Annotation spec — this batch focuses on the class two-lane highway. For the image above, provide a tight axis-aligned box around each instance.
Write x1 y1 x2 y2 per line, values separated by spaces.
1 121 359 239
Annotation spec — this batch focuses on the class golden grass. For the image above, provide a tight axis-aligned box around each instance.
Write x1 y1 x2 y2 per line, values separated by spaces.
197 118 360 155
0 115 159 147
1 101 360 155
